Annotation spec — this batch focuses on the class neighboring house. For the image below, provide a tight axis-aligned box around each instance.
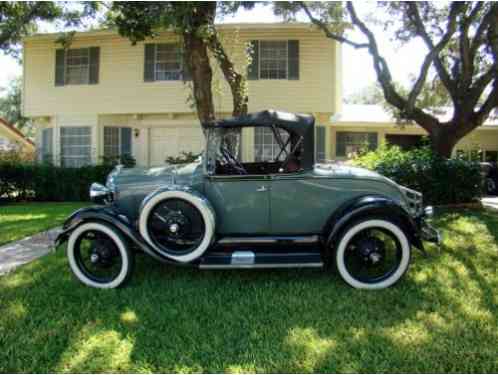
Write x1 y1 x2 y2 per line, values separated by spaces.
22 23 498 167
0 118 35 153
333 104 498 162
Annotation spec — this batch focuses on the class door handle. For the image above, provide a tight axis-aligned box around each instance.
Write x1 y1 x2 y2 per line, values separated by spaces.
256 186 268 192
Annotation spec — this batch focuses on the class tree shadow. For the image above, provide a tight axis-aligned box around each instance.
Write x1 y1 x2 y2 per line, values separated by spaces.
2 210 498 372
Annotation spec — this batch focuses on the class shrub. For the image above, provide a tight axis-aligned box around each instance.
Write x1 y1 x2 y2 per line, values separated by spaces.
0 162 114 202
352 144 482 205
166 151 201 165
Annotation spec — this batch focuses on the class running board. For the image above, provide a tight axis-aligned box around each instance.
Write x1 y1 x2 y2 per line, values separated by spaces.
199 251 323 269
216 235 320 246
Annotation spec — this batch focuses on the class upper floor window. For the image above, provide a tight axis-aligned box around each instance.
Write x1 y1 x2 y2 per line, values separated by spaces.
260 41 288 79
336 131 378 157
247 40 299 81
144 43 191 82
66 48 90 84
55 47 100 86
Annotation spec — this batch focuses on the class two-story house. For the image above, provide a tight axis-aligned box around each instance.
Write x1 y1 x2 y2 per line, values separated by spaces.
23 23 341 167
23 23 498 166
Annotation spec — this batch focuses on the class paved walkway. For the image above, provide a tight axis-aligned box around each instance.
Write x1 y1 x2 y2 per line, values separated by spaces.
0 227 61 275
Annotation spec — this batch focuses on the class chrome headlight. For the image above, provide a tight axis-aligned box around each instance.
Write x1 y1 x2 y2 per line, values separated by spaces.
90 183 113 204
399 185 423 216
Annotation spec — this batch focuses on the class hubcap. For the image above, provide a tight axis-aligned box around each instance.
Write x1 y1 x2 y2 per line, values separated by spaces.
90 253 100 264
344 227 402 284
73 230 123 283
147 198 206 255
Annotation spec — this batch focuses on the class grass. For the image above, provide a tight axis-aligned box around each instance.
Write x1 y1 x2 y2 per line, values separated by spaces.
0 202 88 245
1 208 498 372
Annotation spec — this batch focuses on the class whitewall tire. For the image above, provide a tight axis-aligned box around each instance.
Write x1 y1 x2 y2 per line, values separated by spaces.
335 219 411 289
139 190 215 263
67 222 133 289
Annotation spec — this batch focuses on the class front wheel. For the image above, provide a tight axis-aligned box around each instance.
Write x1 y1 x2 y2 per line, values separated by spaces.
67 222 134 289
334 218 411 289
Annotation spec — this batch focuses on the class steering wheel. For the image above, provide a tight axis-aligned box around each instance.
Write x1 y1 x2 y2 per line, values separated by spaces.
220 146 247 175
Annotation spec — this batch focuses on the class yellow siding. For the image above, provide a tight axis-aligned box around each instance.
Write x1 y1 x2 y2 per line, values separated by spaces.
23 27 339 118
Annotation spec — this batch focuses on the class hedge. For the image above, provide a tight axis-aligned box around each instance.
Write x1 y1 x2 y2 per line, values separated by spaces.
352 145 482 205
0 163 114 202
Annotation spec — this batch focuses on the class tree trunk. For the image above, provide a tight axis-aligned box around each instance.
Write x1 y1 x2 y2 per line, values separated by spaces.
429 129 459 158
183 32 216 124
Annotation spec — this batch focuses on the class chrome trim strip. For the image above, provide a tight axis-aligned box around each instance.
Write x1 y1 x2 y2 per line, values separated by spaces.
199 262 324 270
217 235 320 245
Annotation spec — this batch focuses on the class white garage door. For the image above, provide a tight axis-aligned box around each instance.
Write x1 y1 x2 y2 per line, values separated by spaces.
150 126 204 166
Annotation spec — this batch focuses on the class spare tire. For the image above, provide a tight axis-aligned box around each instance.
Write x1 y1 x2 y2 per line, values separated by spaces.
139 189 215 262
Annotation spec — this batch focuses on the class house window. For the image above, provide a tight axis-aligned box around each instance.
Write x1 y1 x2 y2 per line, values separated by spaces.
60 127 91 167
65 48 90 85
259 41 288 79
336 132 378 157
104 127 132 158
254 127 290 162
41 128 53 163
155 44 183 81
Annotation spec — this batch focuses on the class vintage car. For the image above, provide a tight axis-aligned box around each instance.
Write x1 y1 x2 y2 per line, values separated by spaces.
56 110 440 290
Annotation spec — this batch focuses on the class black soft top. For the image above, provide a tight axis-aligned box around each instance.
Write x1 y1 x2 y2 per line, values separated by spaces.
203 110 315 137
203 110 316 170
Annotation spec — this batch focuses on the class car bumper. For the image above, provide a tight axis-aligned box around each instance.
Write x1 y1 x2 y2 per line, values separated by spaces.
418 206 441 245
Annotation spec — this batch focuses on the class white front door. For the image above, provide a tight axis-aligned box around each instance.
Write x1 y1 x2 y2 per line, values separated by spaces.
149 127 204 166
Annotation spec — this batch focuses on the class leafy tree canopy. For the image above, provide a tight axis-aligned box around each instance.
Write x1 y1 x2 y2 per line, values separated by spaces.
276 1 498 157
0 2 98 57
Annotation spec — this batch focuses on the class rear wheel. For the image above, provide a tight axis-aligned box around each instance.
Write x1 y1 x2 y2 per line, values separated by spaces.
334 218 411 289
67 222 134 289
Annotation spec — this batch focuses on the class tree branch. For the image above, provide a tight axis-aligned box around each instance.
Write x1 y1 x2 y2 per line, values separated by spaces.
406 2 461 99
469 3 495 58
205 26 248 117
297 1 369 49
346 2 439 133
472 81 498 128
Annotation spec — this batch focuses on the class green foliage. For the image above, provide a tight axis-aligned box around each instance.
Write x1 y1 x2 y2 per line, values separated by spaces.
0 78 33 136
100 154 137 168
0 162 113 202
0 2 98 56
165 151 201 165
352 144 482 205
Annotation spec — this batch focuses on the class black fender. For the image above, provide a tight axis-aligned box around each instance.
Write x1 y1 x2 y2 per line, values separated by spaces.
323 195 424 252
55 206 185 265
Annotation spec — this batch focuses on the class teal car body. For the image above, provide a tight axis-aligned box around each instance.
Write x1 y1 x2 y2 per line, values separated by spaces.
57 110 439 289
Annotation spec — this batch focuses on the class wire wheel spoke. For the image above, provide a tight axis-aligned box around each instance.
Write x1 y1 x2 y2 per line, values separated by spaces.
74 230 123 283
147 198 206 255
344 227 402 284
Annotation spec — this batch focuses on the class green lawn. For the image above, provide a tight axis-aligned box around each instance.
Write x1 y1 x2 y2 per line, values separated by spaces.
0 202 88 245
1 208 498 372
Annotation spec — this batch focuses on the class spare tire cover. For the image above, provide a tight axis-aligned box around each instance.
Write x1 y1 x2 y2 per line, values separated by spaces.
139 188 215 262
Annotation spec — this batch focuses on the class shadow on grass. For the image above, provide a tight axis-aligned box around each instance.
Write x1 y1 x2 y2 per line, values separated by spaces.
1 210 498 372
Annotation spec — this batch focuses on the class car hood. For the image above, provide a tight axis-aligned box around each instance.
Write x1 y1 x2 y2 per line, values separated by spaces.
106 161 203 192
313 163 391 181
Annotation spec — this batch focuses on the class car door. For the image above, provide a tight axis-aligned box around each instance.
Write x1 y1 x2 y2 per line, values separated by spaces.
204 175 271 235
270 172 343 235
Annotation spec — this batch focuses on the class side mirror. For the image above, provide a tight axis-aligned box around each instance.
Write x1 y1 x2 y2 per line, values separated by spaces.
90 183 113 204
